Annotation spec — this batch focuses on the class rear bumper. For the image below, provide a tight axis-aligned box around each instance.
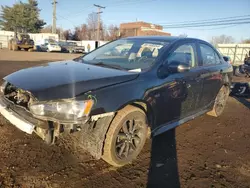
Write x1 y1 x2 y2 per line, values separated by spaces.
0 98 35 134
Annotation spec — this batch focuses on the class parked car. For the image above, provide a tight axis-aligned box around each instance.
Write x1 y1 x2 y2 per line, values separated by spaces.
36 39 61 52
59 41 85 53
0 36 233 167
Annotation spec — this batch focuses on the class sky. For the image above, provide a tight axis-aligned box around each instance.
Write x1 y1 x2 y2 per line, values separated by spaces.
1 0 250 42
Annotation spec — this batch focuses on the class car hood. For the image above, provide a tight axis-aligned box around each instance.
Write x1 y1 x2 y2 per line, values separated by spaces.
4 61 139 101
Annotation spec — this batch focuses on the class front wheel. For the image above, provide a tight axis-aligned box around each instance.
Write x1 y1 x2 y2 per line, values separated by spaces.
207 86 230 117
102 105 148 167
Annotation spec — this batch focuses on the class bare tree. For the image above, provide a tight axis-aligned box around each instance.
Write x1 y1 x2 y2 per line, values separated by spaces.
179 33 188 38
106 24 120 41
87 12 98 40
41 25 65 39
242 38 250 44
210 35 235 46
63 30 71 40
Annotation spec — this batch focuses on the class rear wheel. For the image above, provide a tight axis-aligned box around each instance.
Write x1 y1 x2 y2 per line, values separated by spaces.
207 86 230 117
102 105 148 167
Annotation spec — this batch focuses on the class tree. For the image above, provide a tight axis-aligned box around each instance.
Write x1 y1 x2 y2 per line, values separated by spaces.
179 33 188 38
41 25 65 39
106 24 120 41
63 30 71 40
210 35 235 46
0 0 45 33
87 12 98 40
242 39 250 44
86 12 106 40
72 24 89 40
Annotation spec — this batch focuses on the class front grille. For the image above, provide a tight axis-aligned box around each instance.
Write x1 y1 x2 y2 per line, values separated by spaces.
4 83 34 110
1 84 48 129
1 96 48 129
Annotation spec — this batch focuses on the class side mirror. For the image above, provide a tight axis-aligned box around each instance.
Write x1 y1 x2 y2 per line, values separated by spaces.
223 56 229 62
168 61 190 73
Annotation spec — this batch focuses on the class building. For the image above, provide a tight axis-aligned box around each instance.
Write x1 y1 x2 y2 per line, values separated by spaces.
0 30 59 48
120 21 171 37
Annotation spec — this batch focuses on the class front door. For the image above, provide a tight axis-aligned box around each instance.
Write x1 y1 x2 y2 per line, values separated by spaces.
152 42 204 127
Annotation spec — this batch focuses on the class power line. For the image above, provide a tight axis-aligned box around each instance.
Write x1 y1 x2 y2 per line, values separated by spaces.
57 6 93 19
162 21 250 29
160 17 250 27
58 0 156 19
57 14 77 27
166 24 241 31
156 14 250 25
105 0 157 8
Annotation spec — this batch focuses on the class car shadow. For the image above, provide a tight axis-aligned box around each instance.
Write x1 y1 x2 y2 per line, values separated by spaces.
147 129 180 188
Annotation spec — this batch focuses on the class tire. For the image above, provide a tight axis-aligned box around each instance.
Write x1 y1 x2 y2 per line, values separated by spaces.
207 86 230 117
24 48 29 51
102 105 148 167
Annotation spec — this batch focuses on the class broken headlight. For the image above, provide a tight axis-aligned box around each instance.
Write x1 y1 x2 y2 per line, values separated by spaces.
0 81 7 94
30 100 94 121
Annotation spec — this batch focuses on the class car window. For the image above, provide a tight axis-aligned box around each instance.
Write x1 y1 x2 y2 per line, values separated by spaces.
82 39 169 71
104 43 133 56
167 43 196 68
200 44 221 65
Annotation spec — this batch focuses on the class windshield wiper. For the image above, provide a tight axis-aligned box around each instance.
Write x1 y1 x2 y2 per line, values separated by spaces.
93 62 127 71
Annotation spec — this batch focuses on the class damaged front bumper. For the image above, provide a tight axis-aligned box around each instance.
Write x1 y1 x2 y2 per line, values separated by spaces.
0 96 115 159
0 98 35 134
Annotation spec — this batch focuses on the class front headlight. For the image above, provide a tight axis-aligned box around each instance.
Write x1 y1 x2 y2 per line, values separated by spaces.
30 100 94 121
0 81 7 94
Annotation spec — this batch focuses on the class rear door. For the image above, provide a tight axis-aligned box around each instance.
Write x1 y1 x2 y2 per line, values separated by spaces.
197 42 224 109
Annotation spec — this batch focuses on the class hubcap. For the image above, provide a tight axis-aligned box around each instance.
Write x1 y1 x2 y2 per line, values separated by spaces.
115 119 143 159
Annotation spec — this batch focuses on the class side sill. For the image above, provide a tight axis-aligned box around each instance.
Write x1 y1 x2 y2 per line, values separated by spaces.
152 109 209 137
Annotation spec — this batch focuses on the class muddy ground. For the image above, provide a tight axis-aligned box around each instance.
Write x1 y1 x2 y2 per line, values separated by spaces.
0 49 250 188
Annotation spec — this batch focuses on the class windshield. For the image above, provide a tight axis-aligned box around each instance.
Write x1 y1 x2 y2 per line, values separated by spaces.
82 39 169 71
45 39 58 45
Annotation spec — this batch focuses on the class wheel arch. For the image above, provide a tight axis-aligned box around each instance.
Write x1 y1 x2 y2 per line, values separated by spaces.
116 99 155 129
222 73 231 87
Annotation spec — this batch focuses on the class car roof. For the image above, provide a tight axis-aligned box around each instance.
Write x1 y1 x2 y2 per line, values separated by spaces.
125 36 181 42
125 36 207 44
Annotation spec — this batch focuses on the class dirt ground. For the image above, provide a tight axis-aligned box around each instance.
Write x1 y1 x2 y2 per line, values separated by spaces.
0 49 250 188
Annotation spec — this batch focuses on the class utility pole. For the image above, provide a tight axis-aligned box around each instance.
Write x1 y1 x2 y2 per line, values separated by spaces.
52 0 57 34
94 4 105 42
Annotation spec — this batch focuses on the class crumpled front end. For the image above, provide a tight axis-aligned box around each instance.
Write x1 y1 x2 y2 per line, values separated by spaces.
0 81 115 159
0 82 51 139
